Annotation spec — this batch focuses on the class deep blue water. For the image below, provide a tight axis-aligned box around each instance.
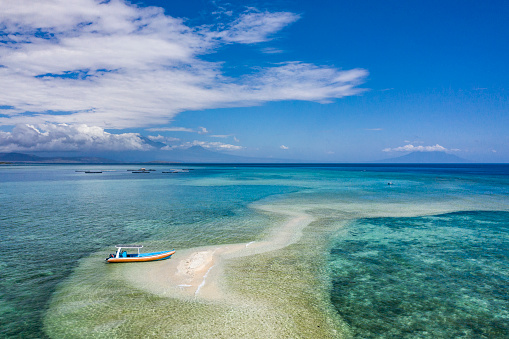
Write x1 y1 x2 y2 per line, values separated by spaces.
0 163 508 337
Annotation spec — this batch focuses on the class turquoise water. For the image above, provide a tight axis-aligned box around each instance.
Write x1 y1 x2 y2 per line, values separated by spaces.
1 164 508 337
329 211 509 338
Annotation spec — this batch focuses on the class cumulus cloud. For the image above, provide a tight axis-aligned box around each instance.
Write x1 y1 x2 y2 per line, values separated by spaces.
0 0 367 132
383 144 458 152
0 123 150 152
0 122 243 152
198 127 209 135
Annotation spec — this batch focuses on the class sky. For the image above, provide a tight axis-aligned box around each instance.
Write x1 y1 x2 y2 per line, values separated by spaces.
0 0 507 162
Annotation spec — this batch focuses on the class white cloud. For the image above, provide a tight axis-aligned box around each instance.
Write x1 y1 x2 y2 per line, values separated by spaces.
147 135 180 143
146 126 209 134
209 134 239 142
382 144 457 153
280 145 289 150
146 127 196 133
0 0 367 132
212 11 300 44
165 140 244 151
0 123 150 152
0 122 244 152
261 47 284 54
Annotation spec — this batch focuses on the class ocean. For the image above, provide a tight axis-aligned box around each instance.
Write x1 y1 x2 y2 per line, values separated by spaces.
0 164 508 338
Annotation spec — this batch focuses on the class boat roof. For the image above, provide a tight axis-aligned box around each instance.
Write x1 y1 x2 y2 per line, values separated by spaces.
115 244 143 248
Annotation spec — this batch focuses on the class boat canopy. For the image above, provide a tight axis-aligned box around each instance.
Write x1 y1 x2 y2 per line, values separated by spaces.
115 244 143 248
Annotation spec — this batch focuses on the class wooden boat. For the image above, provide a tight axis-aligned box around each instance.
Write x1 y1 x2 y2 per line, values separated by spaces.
105 245 175 263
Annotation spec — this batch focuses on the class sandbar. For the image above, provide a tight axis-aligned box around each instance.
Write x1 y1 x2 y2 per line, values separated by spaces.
121 205 315 300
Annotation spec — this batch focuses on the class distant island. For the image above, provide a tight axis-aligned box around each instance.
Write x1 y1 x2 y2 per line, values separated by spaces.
378 151 470 163
1 150 473 164
0 152 119 164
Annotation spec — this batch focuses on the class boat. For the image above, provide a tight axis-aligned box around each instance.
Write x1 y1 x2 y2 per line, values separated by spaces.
105 245 175 263
128 168 156 173
162 169 189 173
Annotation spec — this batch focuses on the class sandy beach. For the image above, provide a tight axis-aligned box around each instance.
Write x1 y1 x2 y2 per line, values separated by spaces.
122 206 315 300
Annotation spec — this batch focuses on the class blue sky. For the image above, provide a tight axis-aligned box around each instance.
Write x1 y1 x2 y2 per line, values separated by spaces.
0 0 507 162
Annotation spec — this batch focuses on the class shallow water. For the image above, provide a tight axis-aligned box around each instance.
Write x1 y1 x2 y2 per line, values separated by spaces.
329 211 509 338
1 164 508 337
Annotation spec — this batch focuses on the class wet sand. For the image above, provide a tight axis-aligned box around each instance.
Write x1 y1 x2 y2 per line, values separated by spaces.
122 206 315 300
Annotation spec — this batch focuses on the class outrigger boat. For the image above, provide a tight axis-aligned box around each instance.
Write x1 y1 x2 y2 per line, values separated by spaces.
106 245 175 263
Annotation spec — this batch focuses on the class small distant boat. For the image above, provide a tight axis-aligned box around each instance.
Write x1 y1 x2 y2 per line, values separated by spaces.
129 168 156 173
85 171 102 173
162 169 189 173
387 182 394 185
105 245 175 263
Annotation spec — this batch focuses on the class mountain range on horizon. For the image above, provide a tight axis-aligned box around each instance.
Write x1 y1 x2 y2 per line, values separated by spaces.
377 151 470 163
0 152 121 164
0 147 291 164
0 148 476 164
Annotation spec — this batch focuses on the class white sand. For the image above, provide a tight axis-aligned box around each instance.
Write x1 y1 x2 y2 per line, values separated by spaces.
121 206 315 300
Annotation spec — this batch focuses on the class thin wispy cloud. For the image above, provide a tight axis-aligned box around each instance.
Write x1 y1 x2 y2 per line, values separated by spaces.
146 126 208 134
261 47 284 54
212 11 300 44
165 140 244 151
0 0 367 135
147 127 195 133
